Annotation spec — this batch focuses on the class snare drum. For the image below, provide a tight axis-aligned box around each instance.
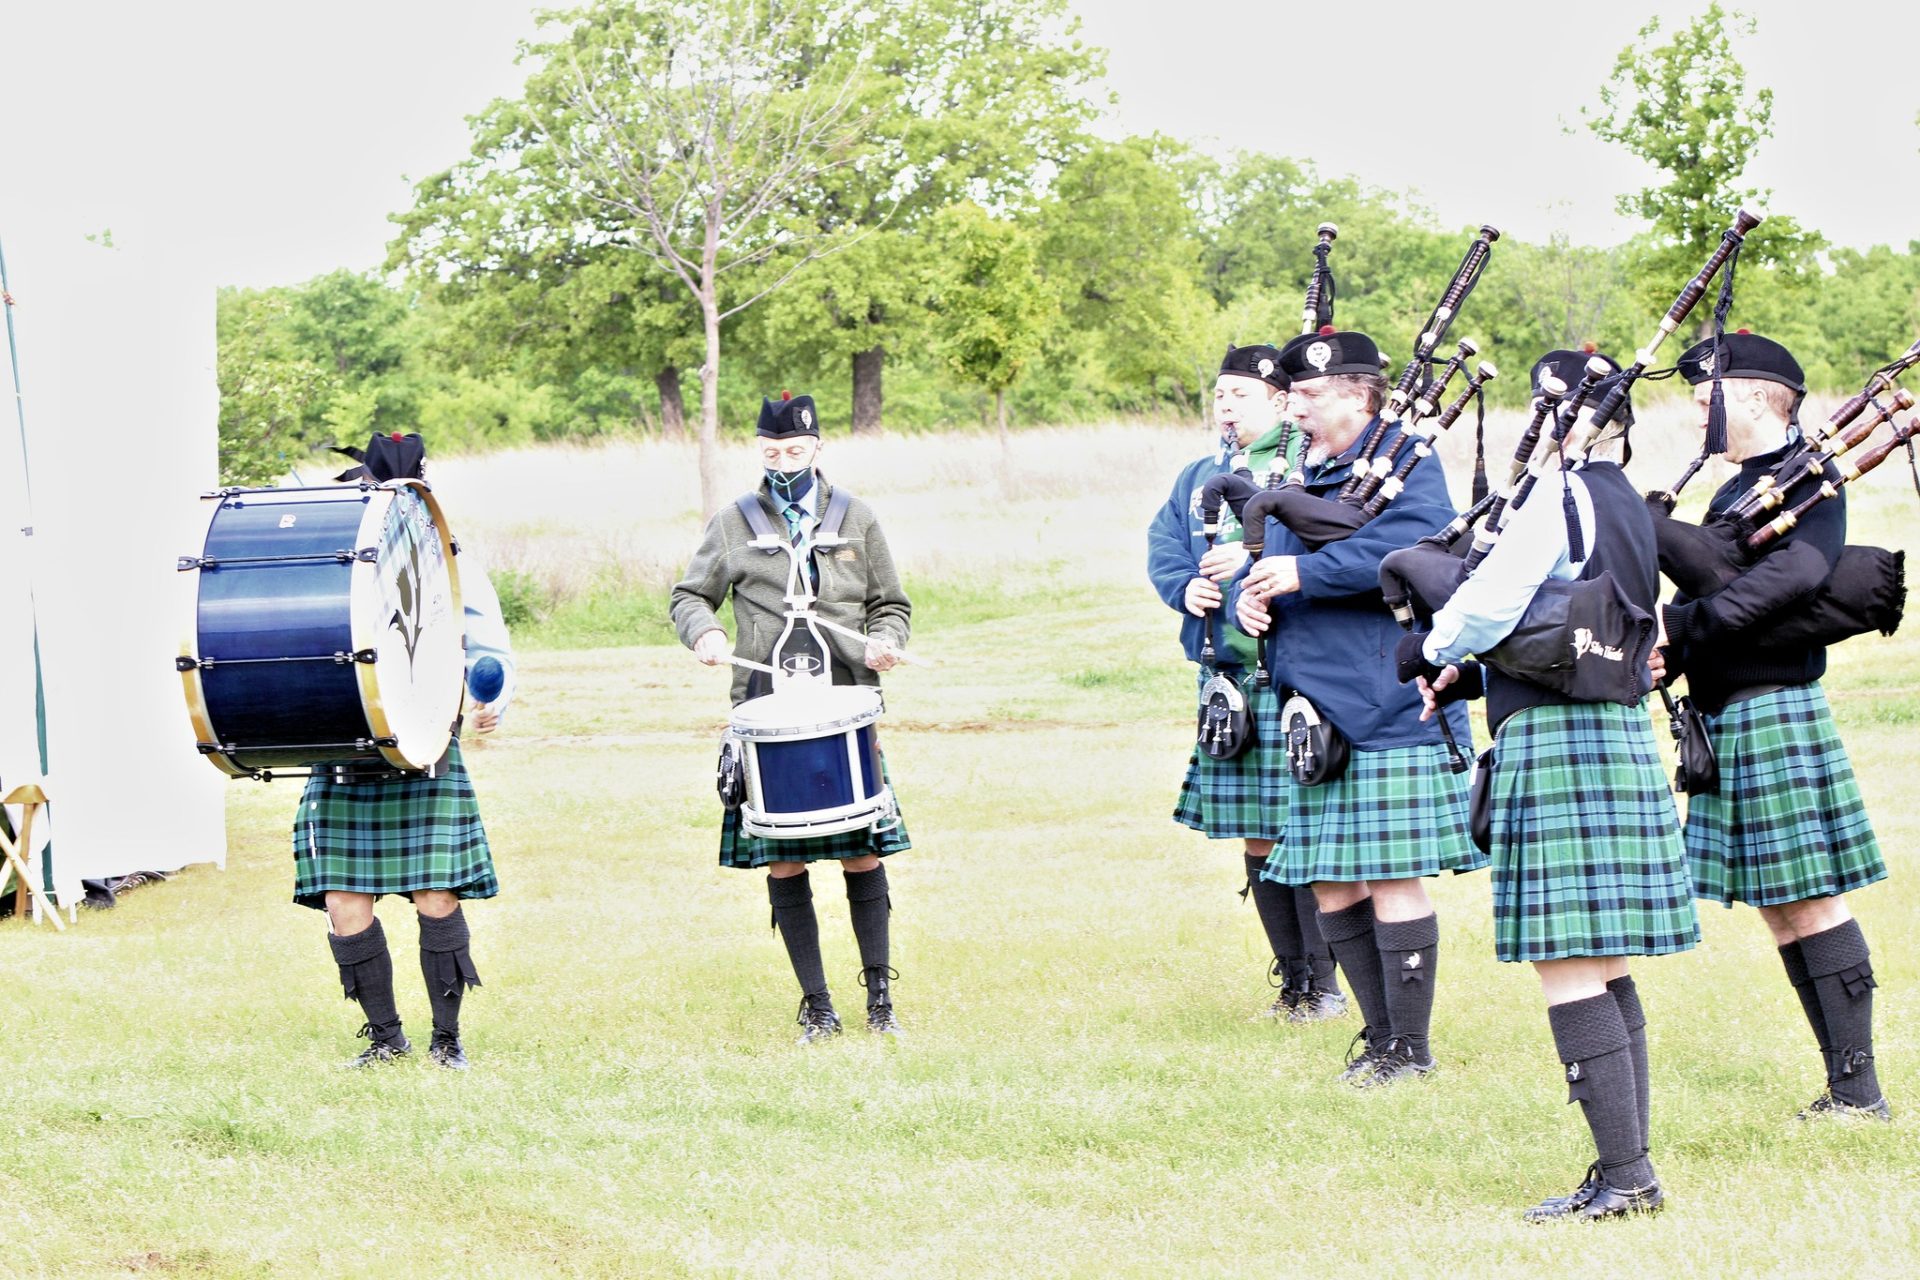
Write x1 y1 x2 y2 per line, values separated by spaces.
728 684 896 838
177 480 465 776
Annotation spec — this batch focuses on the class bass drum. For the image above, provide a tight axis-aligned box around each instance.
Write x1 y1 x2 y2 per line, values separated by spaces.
178 479 465 777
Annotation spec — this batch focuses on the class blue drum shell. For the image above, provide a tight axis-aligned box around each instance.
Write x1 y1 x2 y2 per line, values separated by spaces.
753 724 882 813
194 491 375 767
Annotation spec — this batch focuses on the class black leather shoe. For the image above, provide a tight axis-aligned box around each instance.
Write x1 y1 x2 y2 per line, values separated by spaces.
795 994 843 1045
1798 1091 1892 1122
343 1022 411 1069
1522 1164 1602 1222
426 1029 470 1070
1337 1028 1386 1084
1578 1179 1664 1220
1355 1036 1436 1088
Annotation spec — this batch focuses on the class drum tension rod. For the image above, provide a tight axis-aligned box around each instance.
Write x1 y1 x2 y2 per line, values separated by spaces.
176 548 376 571
176 649 379 671
198 735 398 757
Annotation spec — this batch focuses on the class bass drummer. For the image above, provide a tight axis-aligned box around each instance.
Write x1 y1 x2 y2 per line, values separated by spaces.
670 392 913 1043
301 431 513 1071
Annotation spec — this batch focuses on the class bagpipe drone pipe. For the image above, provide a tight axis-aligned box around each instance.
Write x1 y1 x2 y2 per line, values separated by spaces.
1378 209 1768 702
1642 340 1920 650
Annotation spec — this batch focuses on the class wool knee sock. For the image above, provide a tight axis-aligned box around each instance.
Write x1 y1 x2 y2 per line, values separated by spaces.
1295 887 1342 996
1778 938 1832 1061
1375 913 1439 1058
1607 975 1650 1156
1245 854 1305 986
418 905 482 1038
768 871 829 1001
845 864 894 1009
1549 993 1655 1190
328 918 404 1045
1799 920 1882 1106
1317 899 1389 1049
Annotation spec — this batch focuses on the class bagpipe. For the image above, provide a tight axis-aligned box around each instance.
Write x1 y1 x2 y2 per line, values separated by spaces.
1378 209 1768 707
1222 226 1502 554
1643 342 1919 650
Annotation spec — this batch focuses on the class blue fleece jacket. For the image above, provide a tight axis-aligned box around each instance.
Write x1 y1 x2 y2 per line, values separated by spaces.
1147 449 1252 666
1227 418 1471 750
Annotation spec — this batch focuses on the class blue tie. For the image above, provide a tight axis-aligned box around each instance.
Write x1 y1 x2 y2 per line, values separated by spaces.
784 502 806 545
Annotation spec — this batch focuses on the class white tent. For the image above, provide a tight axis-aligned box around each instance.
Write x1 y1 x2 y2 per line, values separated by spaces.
1 231 226 916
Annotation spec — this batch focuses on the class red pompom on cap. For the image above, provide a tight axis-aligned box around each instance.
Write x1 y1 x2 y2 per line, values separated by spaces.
391 432 404 441
1318 324 1335 335
1736 328 1750 335
781 389 792 400
1581 341 1597 354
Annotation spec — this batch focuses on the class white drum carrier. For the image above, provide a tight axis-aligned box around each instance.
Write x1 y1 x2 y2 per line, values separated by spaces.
717 485 913 840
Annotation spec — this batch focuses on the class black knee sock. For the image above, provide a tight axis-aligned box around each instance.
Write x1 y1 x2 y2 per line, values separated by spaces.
1295 887 1342 997
418 906 482 1038
1245 855 1305 985
1375 913 1439 1059
328 918 404 1045
769 872 829 1003
1778 939 1833 1063
845 864 894 1009
1317 899 1389 1049
1799 920 1882 1106
1607 975 1650 1157
1549 993 1655 1190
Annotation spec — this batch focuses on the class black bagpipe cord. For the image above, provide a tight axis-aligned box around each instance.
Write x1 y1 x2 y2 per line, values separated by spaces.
1470 392 1489 506
1703 233 1745 458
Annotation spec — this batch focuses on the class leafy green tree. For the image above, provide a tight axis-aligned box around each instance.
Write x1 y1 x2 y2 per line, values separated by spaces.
932 201 1056 440
214 288 340 485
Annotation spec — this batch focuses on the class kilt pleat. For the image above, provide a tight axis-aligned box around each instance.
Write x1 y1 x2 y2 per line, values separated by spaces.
1684 683 1885 907
1173 674 1289 842
292 741 498 910
1262 742 1482 884
719 756 911 869
1489 703 1697 962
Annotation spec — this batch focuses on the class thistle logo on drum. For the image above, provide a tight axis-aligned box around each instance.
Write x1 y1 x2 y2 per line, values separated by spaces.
388 534 427 672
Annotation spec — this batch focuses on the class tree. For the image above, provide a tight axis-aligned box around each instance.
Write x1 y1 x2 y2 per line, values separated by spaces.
1585 3 1821 322
931 201 1055 441
214 288 341 485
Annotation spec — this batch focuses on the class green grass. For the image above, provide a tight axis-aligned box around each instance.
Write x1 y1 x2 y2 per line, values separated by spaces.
5 451 1919 1277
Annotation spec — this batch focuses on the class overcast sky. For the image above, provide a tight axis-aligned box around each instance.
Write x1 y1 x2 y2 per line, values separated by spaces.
2 0 1914 293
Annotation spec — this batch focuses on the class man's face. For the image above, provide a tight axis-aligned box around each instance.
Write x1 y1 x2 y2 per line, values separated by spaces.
1213 374 1285 446
1287 379 1369 461
760 436 821 472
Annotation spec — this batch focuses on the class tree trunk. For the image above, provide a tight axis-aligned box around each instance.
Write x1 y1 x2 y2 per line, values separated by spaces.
698 297 723 521
656 365 687 440
995 387 1008 447
851 345 884 435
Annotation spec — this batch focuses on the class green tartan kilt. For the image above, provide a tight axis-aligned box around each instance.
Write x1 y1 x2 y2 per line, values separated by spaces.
719 756 912 869
291 741 498 911
1489 702 1697 962
1262 742 1483 885
1173 673 1288 843
1684 683 1885 908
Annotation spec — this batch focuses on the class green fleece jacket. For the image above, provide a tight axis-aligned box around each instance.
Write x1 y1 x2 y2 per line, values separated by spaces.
670 475 913 705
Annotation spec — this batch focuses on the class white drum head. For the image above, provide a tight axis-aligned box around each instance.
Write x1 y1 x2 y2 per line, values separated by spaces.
730 683 883 738
351 482 464 769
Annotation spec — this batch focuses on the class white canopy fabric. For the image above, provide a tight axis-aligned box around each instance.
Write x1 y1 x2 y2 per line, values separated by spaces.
3 232 226 910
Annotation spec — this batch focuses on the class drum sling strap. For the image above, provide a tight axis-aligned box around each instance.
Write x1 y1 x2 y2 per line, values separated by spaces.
734 487 853 544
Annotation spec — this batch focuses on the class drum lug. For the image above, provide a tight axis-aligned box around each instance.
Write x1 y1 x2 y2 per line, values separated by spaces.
357 736 399 751
341 648 379 665
176 655 201 672
354 546 380 563
176 555 211 571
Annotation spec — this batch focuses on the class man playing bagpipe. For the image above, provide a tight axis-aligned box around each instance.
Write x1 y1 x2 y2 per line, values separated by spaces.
1147 344 1346 1022
671 393 913 1043
1234 329 1480 1086
1404 351 1698 1220
305 432 514 1071
1656 333 1891 1121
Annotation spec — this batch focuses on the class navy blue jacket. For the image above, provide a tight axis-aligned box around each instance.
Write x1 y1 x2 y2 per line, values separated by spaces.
1147 450 1249 667
1228 419 1470 750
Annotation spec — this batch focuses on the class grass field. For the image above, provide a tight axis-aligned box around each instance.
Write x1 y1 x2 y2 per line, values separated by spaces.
3 414 1917 1278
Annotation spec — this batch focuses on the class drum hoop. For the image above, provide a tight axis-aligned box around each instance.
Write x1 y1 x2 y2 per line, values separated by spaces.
179 492 245 776
741 787 896 839
730 710 880 738
351 480 464 772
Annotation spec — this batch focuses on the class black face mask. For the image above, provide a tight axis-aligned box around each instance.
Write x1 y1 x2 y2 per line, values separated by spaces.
765 466 814 504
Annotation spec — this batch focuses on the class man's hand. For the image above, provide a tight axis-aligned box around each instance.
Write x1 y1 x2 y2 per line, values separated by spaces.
1416 665 1461 722
864 632 900 672
469 703 502 735
1236 589 1272 637
1197 543 1250 583
694 629 730 666
1184 576 1223 617
1243 555 1301 599
1647 647 1668 685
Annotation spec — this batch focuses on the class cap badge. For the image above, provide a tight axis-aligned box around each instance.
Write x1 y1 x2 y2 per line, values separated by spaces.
800 407 813 428
1698 350 1716 378
1256 357 1276 378
1306 341 1332 372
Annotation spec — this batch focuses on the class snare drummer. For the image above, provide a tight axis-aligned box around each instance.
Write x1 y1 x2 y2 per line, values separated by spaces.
300 432 512 1070
671 392 913 1043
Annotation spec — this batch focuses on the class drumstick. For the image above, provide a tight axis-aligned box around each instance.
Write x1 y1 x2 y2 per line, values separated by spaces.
726 655 779 675
810 616 934 667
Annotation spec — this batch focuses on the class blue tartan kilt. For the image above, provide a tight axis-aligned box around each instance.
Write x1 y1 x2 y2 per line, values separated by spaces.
291 741 498 911
1262 742 1482 885
1488 702 1698 962
719 756 912 870
1684 683 1886 908
1173 672 1288 843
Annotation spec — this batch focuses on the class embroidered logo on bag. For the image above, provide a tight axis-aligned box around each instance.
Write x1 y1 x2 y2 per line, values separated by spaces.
1571 627 1625 662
